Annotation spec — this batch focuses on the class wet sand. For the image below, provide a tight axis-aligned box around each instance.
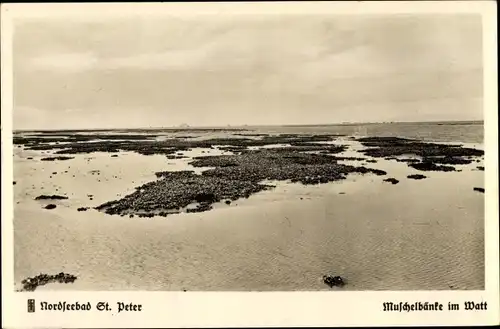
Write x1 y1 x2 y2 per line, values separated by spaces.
13 136 484 291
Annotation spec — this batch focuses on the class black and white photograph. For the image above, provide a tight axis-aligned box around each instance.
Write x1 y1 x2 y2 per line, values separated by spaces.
1 1 498 327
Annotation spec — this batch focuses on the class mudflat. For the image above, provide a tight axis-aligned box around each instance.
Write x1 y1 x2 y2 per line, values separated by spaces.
13 127 485 291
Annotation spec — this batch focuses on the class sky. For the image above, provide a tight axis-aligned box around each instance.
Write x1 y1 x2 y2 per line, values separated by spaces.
12 13 483 129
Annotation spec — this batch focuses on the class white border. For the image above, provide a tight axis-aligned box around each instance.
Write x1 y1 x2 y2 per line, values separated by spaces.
1 2 498 327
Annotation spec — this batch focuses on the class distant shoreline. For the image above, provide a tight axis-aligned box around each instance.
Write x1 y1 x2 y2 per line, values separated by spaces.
13 120 484 133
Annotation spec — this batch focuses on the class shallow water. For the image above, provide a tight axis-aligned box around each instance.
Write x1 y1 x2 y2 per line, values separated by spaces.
249 121 484 144
12 126 485 291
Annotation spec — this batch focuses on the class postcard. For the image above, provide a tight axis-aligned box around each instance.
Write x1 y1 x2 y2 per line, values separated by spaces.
1 1 498 327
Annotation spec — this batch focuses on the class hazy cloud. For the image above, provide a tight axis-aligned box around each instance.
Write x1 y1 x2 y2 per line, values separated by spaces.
28 52 99 72
12 14 483 129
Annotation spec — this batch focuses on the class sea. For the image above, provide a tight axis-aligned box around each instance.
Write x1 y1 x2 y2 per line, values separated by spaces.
247 121 484 144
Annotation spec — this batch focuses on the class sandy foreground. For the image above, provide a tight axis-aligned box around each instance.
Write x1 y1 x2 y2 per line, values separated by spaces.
12 139 485 291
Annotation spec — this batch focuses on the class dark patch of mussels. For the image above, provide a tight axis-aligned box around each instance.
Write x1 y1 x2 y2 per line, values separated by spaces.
35 195 68 200
408 162 456 172
383 178 399 184
40 156 74 161
95 148 389 217
407 174 427 180
20 272 77 291
473 187 485 193
323 275 346 288
423 156 473 165
194 193 217 203
25 132 482 219
166 155 188 159
357 137 483 171
44 204 57 209
395 158 421 164
186 203 213 213
357 137 483 158
15 133 342 156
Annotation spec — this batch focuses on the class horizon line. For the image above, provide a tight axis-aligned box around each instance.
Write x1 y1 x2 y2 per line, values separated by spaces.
13 119 484 132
